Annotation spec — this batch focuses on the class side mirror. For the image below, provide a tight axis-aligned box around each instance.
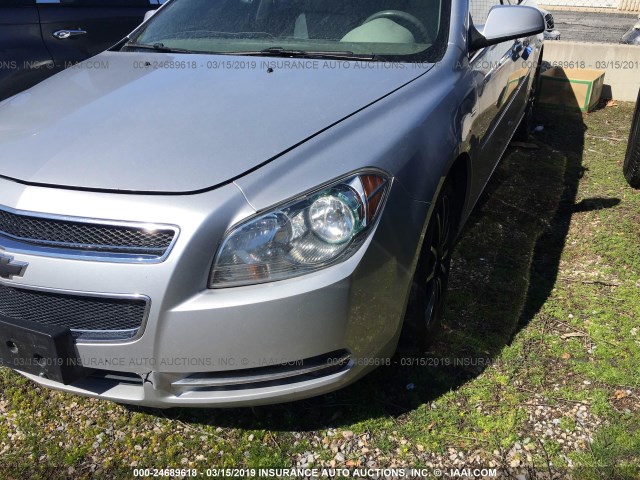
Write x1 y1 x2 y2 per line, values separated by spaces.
469 5 545 50
143 10 157 23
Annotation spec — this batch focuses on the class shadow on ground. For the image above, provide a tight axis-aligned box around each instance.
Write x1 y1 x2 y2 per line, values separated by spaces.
141 105 622 432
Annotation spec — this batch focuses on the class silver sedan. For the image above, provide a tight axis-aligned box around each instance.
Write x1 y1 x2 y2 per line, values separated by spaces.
0 0 544 407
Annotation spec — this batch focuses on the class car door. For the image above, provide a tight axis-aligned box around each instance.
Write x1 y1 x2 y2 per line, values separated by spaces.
0 0 54 100
36 0 157 70
465 0 536 203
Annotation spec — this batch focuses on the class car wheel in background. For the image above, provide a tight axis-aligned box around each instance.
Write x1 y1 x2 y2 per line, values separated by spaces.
623 89 640 189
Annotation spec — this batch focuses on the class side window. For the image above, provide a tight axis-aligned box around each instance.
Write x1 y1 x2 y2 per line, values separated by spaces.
0 0 36 5
54 0 152 6
469 0 502 24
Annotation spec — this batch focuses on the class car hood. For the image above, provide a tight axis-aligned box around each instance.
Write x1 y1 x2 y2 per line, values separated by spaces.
0 52 432 193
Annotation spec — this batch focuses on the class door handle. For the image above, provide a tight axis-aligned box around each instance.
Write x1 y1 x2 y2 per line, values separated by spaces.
52 29 87 39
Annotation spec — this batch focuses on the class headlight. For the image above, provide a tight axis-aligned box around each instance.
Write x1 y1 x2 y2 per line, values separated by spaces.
209 171 391 288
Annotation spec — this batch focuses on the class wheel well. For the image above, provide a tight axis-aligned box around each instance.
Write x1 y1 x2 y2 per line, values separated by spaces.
398 153 471 349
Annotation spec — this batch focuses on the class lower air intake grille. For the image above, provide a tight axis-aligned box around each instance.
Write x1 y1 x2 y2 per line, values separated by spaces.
0 284 148 342
172 350 352 390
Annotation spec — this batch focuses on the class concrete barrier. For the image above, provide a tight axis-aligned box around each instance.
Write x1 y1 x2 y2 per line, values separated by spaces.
542 41 640 101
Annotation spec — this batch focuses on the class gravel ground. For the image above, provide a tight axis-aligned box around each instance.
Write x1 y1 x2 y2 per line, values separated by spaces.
290 393 608 477
549 11 638 43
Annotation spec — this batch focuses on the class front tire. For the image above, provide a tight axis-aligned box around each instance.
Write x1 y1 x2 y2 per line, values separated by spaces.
402 179 458 352
623 89 640 189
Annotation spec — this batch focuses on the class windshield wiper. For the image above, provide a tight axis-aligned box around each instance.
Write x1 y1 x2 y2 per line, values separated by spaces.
121 43 375 60
171 30 275 39
122 42 194 54
232 47 375 61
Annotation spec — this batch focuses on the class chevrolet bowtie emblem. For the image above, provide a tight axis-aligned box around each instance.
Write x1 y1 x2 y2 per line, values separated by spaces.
0 253 28 279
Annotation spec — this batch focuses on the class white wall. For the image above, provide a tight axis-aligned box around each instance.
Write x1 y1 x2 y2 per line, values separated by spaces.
542 0 640 10
543 41 640 101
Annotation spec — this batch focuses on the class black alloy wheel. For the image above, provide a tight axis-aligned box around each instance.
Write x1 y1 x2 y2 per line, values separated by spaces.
402 179 458 352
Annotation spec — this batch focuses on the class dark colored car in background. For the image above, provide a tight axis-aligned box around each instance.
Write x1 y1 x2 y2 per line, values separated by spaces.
621 19 640 45
624 88 640 189
0 0 162 101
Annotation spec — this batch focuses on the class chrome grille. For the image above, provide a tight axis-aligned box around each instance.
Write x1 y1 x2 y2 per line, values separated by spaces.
0 284 148 342
0 205 176 261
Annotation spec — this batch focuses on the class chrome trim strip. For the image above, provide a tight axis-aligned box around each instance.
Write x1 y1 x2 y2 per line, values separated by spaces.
0 204 179 264
172 353 352 388
0 280 151 345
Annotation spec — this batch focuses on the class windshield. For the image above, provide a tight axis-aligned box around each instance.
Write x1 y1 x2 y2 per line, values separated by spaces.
126 0 450 62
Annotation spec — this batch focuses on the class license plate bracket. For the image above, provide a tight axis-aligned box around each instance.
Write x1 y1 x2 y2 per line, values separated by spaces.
0 315 91 384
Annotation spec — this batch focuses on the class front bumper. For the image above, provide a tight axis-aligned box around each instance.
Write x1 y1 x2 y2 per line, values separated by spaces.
0 176 425 407
19 352 374 409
